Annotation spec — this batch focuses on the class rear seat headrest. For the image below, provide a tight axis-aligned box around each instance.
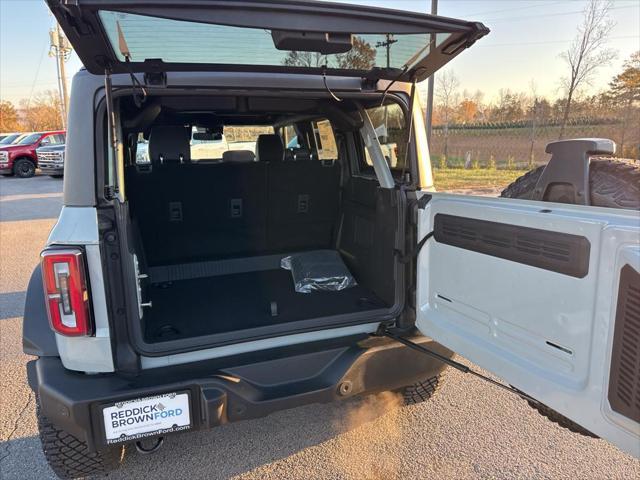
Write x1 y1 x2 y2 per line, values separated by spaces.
222 150 255 163
256 134 284 162
149 125 192 165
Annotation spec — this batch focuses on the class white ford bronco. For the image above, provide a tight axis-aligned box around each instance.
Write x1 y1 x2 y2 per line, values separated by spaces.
25 1 639 478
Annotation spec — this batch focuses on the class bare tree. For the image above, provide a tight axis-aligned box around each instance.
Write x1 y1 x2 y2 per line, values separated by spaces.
559 0 616 138
436 69 459 159
283 51 325 68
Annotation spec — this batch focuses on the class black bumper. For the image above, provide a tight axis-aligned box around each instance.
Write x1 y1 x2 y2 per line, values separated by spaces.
0 167 11 174
39 166 64 175
31 334 451 451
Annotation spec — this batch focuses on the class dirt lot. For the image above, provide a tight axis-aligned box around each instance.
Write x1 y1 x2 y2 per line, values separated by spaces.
0 175 638 479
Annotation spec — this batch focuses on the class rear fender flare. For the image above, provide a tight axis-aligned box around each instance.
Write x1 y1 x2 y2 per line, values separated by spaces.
23 265 58 357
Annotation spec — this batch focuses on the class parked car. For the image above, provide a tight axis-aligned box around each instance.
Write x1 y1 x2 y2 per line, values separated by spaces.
27 2 639 478
0 132 19 142
0 132 28 146
0 130 65 177
36 143 66 177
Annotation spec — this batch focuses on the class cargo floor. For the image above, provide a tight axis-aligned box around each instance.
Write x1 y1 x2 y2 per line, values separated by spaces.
143 269 387 342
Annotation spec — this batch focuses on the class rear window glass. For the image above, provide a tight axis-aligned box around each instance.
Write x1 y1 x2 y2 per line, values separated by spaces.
99 11 442 72
280 119 338 161
312 120 338 160
362 103 408 173
17 133 43 145
135 126 275 164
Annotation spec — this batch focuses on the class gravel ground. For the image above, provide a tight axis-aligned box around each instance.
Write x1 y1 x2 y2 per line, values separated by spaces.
0 175 638 480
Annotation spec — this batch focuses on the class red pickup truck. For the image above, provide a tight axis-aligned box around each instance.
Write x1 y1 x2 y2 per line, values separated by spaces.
0 130 65 178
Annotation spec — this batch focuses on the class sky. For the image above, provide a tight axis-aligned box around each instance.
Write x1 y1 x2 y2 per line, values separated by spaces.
1 0 639 106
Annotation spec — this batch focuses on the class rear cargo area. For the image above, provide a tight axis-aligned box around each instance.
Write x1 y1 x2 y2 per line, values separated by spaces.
143 256 386 342
121 99 403 348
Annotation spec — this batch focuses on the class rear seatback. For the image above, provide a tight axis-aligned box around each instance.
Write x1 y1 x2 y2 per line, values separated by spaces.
265 138 340 251
127 131 340 266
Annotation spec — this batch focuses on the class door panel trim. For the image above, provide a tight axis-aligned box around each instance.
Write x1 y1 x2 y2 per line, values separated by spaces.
608 264 640 423
433 213 591 278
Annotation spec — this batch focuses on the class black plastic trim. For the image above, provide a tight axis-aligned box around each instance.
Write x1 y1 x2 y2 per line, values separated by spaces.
22 266 59 357
608 264 640 423
33 333 451 451
433 214 591 278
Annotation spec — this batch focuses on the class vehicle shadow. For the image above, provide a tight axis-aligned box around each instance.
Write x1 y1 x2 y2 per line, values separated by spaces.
0 393 402 480
116 392 402 479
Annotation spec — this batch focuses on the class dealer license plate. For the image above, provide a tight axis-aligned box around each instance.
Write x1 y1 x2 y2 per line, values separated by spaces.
102 391 191 444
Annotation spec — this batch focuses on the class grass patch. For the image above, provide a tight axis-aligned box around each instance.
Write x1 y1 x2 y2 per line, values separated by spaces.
432 167 529 191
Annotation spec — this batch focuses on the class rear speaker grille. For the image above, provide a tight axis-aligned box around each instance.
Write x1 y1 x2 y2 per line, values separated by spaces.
608 264 640 423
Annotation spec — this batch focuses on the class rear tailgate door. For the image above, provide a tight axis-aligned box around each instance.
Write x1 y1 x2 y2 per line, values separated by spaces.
48 0 487 82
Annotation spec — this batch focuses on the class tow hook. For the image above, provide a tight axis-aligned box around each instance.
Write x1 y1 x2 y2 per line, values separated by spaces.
135 436 164 454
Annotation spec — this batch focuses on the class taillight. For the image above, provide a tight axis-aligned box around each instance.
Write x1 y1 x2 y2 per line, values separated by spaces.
41 248 94 336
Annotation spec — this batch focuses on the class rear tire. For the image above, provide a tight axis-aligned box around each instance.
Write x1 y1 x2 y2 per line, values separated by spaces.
501 158 640 210
402 374 442 406
524 399 598 438
37 399 123 479
13 158 36 178
49 174 63 178
501 157 640 438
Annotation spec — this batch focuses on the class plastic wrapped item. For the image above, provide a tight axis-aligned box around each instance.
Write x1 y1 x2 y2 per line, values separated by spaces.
281 250 357 293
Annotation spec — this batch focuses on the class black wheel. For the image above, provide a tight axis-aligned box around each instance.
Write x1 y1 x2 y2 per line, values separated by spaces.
401 374 442 406
501 157 640 438
49 174 64 178
13 158 36 178
37 399 123 479
501 157 640 210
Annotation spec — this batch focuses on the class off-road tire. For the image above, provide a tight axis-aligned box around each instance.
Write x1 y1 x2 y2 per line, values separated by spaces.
501 158 640 210
13 158 36 178
37 400 123 479
501 157 640 438
525 399 598 438
402 375 441 405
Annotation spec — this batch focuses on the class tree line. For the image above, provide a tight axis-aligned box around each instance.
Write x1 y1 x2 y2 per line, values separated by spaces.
0 91 64 133
432 51 639 127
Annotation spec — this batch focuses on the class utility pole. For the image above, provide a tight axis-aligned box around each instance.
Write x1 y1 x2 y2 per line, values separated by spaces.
49 23 72 129
425 0 438 144
376 34 398 70
376 34 398 138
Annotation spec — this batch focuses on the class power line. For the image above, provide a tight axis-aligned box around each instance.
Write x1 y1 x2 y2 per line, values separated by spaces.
476 34 640 48
25 42 48 109
464 1 566 18
484 4 638 23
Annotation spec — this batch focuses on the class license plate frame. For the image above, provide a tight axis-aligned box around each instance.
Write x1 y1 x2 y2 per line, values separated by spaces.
101 390 192 445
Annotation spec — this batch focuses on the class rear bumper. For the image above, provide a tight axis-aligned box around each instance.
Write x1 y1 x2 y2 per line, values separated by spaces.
39 166 64 175
31 334 451 451
0 167 12 174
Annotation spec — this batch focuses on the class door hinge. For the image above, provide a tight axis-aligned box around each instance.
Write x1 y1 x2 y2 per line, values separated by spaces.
383 329 541 405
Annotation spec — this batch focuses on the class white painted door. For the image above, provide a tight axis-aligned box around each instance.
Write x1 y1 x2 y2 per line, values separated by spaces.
415 192 640 457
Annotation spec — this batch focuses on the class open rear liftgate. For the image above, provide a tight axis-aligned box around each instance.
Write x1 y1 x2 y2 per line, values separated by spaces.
383 137 620 418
